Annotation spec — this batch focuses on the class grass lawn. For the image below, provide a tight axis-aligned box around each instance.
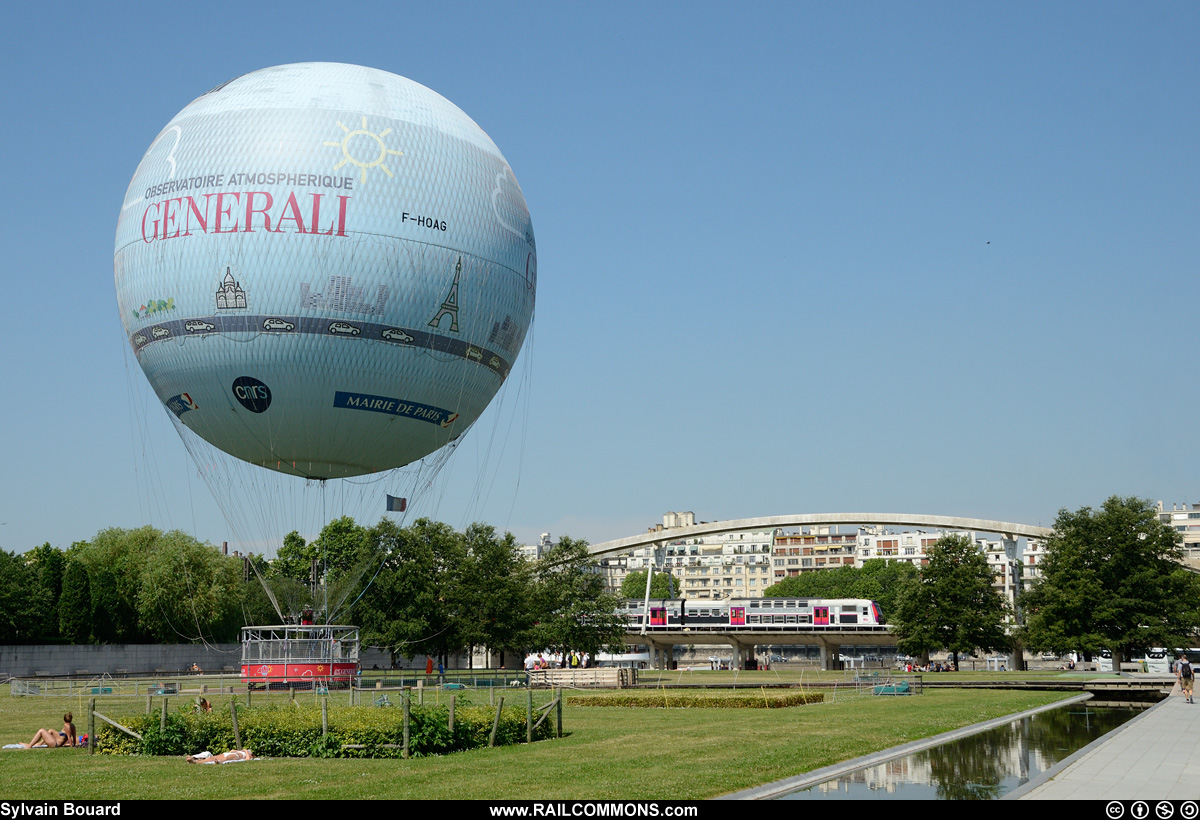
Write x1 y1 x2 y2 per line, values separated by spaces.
0 686 1073 800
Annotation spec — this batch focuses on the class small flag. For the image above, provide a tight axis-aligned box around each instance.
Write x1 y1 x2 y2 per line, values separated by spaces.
386 495 407 512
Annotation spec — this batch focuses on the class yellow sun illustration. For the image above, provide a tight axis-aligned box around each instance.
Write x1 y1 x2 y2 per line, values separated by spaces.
324 117 404 183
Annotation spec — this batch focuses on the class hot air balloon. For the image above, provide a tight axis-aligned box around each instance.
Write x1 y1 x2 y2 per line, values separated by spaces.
115 63 536 480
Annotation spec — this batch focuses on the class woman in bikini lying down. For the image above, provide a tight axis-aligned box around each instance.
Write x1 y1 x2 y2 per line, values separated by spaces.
185 749 255 763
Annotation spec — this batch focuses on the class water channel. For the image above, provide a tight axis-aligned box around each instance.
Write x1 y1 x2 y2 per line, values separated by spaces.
778 704 1141 800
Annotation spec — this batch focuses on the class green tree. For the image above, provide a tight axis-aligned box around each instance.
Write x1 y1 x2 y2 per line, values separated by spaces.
136 530 244 642
1021 496 1200 669
761 560 917 623
763 565 858 599
85 526 160 642
58 557 92 643
853 559 920 623
527 536 625 659
353 518 462 664
891 534 1010 665
27 543 66 620
620 569 680 599
456 523 530 668
270 531 312 584
0 549 42 642
239 552 303 625
310 516 369 584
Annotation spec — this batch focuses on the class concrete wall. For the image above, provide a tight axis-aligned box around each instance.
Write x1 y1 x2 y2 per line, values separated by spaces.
0 644 399 678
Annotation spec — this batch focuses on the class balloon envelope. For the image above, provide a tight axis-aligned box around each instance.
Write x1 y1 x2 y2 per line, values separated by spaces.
115 63 536 478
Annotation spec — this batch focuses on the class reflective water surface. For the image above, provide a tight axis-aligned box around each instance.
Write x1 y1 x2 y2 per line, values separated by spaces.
779 705 1139 800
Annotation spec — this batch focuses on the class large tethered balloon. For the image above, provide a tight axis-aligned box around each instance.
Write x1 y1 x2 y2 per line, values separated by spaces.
115 63 536 479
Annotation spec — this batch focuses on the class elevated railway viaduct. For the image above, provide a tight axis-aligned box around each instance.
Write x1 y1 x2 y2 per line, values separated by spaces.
592 513 1053 670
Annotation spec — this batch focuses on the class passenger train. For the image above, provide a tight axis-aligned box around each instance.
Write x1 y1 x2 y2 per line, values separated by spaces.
622 598 886 628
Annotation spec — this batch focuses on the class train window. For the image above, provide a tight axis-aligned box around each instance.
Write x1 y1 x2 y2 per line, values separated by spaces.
785 615 797 624
749 615 761 624
840 614 858 624
798 614 811 624
786 600 797 608
774 615 786 624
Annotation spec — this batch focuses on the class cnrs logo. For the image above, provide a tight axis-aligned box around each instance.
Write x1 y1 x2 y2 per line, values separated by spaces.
232 376 272 413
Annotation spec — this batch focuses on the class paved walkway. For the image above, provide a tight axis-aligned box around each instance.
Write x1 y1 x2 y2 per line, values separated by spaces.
1013 685 1200 800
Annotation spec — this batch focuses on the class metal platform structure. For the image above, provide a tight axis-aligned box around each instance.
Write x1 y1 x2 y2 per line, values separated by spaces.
240 624 360 689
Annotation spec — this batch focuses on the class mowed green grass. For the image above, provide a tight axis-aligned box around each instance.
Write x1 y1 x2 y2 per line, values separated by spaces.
0 685 1072 800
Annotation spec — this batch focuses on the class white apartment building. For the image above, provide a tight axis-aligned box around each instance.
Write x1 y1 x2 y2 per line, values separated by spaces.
600 513 775 599
771 527 857 579
773 525 1022 609
1021 538 1046 592
1157 501 1200 566
518 533 555 562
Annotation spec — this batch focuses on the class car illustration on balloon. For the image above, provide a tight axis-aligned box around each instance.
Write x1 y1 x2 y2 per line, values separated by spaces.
152 326 170 339
185 320 216 332
328 322 361 336
133 333 147 346
263 318 295 331
488 356 501 369
465 346 482 361
381 328 414 343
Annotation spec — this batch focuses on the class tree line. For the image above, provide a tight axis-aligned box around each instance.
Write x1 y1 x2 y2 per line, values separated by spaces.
6 495 1196 667
0 518 627 667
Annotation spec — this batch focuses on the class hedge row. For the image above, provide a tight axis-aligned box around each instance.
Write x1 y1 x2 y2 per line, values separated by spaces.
95 702 552 758
576 691 824 708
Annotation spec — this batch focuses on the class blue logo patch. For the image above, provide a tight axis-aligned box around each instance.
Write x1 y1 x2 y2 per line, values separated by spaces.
333 391 458 427
165 392 199 418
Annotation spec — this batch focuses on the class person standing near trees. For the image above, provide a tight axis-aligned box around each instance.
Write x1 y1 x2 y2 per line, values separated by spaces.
1176 653 1194 703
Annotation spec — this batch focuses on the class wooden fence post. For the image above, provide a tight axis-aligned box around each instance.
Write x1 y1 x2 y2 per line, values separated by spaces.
402 688 410 760
526 688 533 743
145 694 151 714
449 694 456 736
230 701 242 749
489 697 504 748
88 698 95 755
160 698 167 733
556 688 563 738
322 698 328 738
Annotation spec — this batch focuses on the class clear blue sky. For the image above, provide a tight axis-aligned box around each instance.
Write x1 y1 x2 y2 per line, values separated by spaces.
2 2 1197 555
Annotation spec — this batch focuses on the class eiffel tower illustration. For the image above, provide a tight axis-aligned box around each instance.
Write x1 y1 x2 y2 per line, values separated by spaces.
429 257 462 332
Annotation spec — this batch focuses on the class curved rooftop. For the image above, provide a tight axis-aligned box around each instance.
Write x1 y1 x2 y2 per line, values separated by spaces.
587 513 1053 557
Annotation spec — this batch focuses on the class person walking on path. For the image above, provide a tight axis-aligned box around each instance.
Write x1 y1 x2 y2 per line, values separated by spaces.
1176 653 1194 703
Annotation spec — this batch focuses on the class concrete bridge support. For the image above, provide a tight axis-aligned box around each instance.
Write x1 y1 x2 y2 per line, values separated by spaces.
644 639 674 670
818 639 842 671
730 638 758 671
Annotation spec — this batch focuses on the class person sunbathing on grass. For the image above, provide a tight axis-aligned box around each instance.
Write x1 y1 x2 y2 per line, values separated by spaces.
185 749 255 764
21 713 76 748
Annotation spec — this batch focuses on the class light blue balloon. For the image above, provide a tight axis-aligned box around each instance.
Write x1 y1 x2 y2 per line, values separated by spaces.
115 63 535 479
